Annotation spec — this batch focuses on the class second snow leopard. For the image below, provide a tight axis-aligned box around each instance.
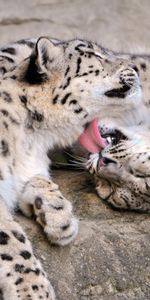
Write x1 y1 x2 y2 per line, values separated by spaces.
86 120 150 212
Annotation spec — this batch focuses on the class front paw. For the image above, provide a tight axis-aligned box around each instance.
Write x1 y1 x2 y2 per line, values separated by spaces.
34 195 78 246
20 177 79 246
34 194 78 246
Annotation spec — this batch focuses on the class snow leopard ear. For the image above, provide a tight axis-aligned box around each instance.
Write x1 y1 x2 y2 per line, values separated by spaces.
24 37 63 84
35 37 62 73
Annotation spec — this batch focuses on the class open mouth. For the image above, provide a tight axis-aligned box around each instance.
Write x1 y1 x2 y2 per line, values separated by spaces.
78 119 108 153
78 119 127 153
99 154 116 167
79 119 127 155
82 122 128 171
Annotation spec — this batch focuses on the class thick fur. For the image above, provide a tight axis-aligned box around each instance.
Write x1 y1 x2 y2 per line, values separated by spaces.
86 120 150 212
0 37 142 299
0 38 149 115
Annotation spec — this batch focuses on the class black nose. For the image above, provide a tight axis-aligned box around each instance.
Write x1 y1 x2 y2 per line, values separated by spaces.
130 64 139 75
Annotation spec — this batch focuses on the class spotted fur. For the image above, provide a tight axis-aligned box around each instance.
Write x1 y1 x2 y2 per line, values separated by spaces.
0 37 150 108
0 36 142 299
86 121 150 212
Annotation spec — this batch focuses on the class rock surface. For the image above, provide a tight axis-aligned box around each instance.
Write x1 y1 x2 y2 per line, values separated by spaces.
0 1 150 299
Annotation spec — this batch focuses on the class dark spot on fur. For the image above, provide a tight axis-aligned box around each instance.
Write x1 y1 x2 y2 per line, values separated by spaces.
17 39 35 48
76 57 82 74
24 267 40 275
10 75 17 80
52 94 59 104
0 55 14 63
1 140 9 156
0 231 10 244
65 66 70 77
6 273 11 277
63 77 71 89
51 203 64 210
24 268 33 274
1 47 16 55
61 92 71 104
15 278 24 285
69 99 77 105
74 107 83 113
95 70 99 76
35 197 43 209
15 264 25 273
68 53 72 59
79 51 84 56
35 268 40 275
31 111 44 122
1 91 12 103
9 116 20 126
61 224 70 230
1 110 9 116
12 230 26 243
19 95 27 106
3 121 8 130
20 251 31 260
32 285 39 291
0 67 6 74
1 254 13 261
25 41 36 48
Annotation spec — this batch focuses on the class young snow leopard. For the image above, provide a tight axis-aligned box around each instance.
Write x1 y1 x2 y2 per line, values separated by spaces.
0 36 141 299
86 120 150 212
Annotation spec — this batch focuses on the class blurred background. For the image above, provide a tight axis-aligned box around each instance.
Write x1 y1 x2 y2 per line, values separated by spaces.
0 0 150 52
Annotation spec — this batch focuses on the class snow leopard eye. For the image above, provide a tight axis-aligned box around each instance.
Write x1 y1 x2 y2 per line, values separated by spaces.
102 130 127 146
106 135 117 145
104 134 119 146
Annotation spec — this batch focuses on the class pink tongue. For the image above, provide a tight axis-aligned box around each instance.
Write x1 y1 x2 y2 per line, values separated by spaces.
79 119 107 153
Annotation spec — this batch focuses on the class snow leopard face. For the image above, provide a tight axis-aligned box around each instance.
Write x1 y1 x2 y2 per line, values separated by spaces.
86 122 150 212
2 37 142 151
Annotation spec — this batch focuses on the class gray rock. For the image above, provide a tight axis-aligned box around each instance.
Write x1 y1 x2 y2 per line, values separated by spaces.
16 171 150 300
